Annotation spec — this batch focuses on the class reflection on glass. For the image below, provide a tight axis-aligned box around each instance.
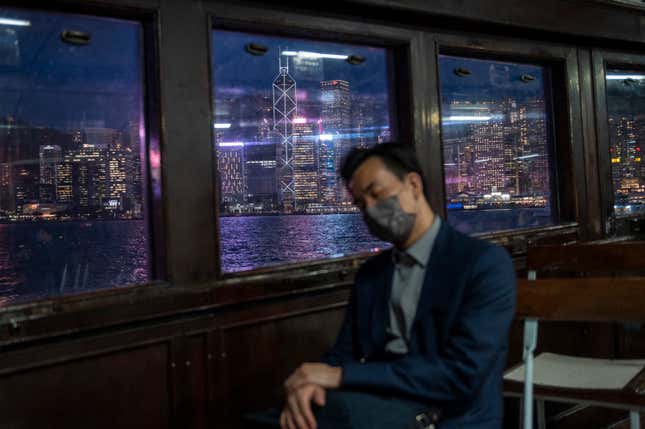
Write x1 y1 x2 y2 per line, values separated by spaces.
0 8 149 305
439 55 556 234
606 69 645 216
212 30 393 272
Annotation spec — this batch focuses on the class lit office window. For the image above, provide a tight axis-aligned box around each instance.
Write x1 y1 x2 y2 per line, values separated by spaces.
211 30 394 272
439 55 556 234
0 8 152 305
605 69 645 216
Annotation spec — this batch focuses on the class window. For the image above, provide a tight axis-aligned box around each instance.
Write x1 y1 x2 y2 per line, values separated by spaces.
439 55 557 234
605 68 645 216
0 8 153 305
211 29 394 273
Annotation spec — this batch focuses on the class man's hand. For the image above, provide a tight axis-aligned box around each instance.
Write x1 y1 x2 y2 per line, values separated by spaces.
280 383 326 429
284 363 342 393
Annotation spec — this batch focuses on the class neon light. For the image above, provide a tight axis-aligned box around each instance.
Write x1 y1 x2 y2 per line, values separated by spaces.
0 18 31 26
293 117 307 124
219 142 244 147
319 134 334 141
282 50 348 60
446 115 492 121
214 123 231 129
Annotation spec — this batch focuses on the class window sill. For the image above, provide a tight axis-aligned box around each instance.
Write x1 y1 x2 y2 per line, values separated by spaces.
0 255 363 348
0 223 579 347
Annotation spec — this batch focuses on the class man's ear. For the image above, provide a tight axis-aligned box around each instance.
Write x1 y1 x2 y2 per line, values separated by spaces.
408 172 424 199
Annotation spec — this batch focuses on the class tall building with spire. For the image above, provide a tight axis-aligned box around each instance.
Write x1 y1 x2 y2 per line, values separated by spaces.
272 51 297 212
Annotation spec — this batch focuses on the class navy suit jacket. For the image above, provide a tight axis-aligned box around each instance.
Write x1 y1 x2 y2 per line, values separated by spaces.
322 221 516 428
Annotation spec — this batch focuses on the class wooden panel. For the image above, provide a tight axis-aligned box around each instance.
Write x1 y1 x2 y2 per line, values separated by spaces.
516 277 645 322
185 335 208 429
212 307 345 429
507 320 615 368
345 0 644 44
170 335 208 429
0 344 170 429
527 242 645 272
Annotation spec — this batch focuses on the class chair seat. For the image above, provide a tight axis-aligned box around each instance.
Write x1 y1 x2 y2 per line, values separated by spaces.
504 352 645 411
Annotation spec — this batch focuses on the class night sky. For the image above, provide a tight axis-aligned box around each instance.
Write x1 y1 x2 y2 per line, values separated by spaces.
0 8 142 130
211 29 389 98
0 6 553 138
439 54 546 103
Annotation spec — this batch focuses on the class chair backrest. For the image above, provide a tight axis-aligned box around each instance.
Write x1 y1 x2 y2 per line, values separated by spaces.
516 277 645 323
518 241 645 429
527 241 645 273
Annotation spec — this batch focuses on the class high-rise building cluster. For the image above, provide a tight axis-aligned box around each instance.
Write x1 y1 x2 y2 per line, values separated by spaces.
0 117 143 222
442 97 550 211
216 54 390 215
609 115 645 214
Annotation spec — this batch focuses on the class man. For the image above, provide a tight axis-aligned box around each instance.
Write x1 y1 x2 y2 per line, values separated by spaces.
280 143 516 429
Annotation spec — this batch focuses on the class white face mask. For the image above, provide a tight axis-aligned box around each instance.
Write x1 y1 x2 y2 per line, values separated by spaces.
363 193 416 245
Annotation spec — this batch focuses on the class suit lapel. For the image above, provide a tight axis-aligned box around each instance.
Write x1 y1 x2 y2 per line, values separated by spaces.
369 250 394 351
413 221 452 331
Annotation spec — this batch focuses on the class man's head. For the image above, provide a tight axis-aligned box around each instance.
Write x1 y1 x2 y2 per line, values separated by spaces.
341 143 434 248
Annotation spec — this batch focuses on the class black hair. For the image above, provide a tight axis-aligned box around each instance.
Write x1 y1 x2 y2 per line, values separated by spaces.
340 143 425 184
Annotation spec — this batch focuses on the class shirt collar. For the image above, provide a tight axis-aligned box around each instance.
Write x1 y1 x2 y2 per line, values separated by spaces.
393 216 441 268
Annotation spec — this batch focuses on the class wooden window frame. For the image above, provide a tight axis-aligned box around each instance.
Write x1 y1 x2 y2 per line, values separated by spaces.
0 1 599 346
592 49 645 237
419 32 590 251
206 4 421 279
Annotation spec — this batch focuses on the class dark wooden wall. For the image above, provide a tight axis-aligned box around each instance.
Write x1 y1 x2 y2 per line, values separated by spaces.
0 286 347 428
1 0 645 428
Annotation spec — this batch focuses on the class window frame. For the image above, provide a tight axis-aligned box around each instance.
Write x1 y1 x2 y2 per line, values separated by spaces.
0 1 425 343
422 32 588 245
0 2 597 344
591 49 645 237
206 4 421 279
0 2 166 315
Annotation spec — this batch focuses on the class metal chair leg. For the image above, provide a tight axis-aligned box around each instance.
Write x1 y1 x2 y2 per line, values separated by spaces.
537 400 546 429
630 411 640 429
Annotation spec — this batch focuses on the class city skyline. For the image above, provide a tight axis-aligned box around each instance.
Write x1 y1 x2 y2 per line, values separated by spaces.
606 68 645 216
0 119 144 221
213 30 392 215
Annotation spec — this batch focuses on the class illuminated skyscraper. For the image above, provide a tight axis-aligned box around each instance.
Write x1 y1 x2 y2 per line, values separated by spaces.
317 135 336 205
64 144 108 214
0 116 22 213
610 116 644 206
321 80 351 203
56 160 73 206
244 142 277 210
292 118 317 209
127 121 143 217
14 165 37 214
39 145 62 203
273 52 297 212
217 143 246 211
106 137 129 213
472 120 505 195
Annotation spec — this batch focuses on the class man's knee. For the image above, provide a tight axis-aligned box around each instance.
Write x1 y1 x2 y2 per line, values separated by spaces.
313 390 353 429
